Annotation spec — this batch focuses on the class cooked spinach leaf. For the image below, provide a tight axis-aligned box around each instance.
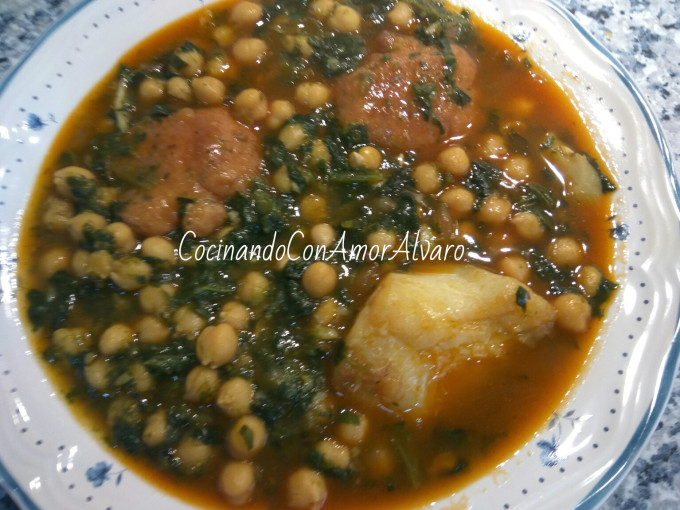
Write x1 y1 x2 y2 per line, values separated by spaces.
413 81 444 133
80 226 116 253
463 161 502 209
589 276 618 317
585 154 617 193
515 286 530 311
525 249 579 295
310 34 366 77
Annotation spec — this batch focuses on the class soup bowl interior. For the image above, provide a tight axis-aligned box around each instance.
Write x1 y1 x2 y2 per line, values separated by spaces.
0 1 678 510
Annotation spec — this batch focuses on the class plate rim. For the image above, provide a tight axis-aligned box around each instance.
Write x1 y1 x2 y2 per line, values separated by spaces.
0 1 678 509
540 1 680 508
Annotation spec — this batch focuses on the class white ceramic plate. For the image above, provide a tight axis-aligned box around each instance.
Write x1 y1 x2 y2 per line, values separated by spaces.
0 1 678 509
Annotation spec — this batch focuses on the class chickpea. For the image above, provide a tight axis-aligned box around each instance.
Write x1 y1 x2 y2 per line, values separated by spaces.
177 50 204 77
135 315 170 345
237 271 270 306
234 88 269 124
218 301 251 331
232 38 268 65
554 293 592 333
478 195 512 225
138 78 165 102
302 262 337 298
349 146 382 170
99 323 135 355
182 199 227 237
142 410 167 447
498 255 531 283
192 76 226 105
510 211 544 241
312 298 345 327
177 435 214 470
141 236 175 263
39 247 71 278
53 166 96 198
110 257 152 291
167 77 192 102
130 363 154 393
71 250 90 278
95 192 121 216
213 25 235 47
216 377 254 418
364 446 396 479
309 139 331 164
52 327 91 355
440 187 475 216
174 305 207 340
310 0 335 19
88 250 114 279
106 222 137 254
437 146 470 176
42 197 74 231
139 284 175 316
284 35 314 58
511 96 535 117
504 155 532 181
84 358 110 391
336 413 368 446
387 2 415 29
328 5 361 33
274 251 296 271
230 1 263 26
481 134 508 159
429 451 461 477
366 229 397 254
272 166 293 193
279 123 308 151
413 163 441 194
314 439 351 470
67 212 107 243
286 468 327 510
227 415 268 459
295 82 331 109
577 265 603 297
218 461 256 506
206 53 235 78
184 366 220 403
458 220 477 239
547 237 583 266
267 100 296 130
69 248 97 277
300 194 327 222
310 223 336 248
106 397 139 427
197 323 239 368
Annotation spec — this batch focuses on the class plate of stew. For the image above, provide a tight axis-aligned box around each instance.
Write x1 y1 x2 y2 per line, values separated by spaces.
0 0 678 509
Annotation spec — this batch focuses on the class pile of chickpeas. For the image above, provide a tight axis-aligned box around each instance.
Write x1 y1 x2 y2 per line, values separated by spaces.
41 165 351 508
406 135 600 334
39 161 359 510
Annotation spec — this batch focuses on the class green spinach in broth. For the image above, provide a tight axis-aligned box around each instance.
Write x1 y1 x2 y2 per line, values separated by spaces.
19 0 618 508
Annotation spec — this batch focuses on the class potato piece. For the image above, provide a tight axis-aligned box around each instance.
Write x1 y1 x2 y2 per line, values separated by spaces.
333 266 556 418
543 138 603 204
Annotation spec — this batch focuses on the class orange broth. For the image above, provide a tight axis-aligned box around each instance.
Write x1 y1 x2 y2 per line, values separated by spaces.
18 1 617 509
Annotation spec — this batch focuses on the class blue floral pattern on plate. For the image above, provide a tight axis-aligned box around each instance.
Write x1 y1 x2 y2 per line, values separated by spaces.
85 462 125 488
537 410 583 467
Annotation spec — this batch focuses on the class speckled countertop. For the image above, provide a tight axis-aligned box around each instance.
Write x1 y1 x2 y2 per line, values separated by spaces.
1 0 679 509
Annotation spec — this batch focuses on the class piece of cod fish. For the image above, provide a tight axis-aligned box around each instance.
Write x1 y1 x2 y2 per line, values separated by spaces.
333 266 557 418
